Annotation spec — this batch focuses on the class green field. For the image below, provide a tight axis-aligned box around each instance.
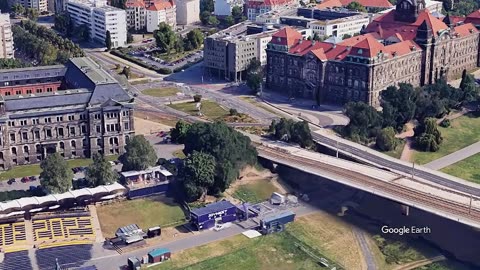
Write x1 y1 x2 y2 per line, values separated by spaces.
440 153 480 184
233 180 279 203
168 100 229 120
412 114 480 164
0 155 119 181
149 232 334 270
414 260 478 270
142 87 180 97
97 195 186 237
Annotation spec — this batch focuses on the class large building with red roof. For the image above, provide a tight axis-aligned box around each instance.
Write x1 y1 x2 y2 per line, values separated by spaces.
316 0 393 12
266 0 480 106
125 0 176 32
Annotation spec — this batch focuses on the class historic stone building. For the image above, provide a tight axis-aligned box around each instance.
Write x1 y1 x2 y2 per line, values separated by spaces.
266 0 480 107
0 57 135 170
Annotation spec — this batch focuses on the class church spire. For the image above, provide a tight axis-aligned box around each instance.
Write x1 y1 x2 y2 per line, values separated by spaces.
395 0 426 23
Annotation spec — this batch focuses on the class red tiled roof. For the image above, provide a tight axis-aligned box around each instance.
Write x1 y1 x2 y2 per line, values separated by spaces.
271 27 303 47
465 10 480 25
147 0 174 10
316 0 392 9
365 9 448 39
125 0 145 8
350 35 385 58
453 23 479 37
383 40 420 58
311 48 327 61
339 33 381 46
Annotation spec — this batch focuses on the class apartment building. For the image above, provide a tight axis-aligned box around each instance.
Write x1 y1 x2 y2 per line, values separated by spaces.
125 0 146 31
146 0 176 32
246 0 298 21
66 0 127 47
0 14 14 59
204 22 276 81
0 57 135 170
176 0 200 25
11 0 48 12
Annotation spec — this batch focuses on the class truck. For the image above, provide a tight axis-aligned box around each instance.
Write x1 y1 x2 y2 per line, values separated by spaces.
260 211 295 234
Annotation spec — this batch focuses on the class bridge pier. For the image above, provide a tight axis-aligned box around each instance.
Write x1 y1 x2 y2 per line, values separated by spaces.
401 204 410 216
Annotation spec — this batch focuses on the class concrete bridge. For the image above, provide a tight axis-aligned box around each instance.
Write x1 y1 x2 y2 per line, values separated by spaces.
250 137 480 229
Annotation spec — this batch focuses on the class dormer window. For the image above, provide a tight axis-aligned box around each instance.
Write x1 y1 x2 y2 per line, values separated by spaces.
357 49 363 55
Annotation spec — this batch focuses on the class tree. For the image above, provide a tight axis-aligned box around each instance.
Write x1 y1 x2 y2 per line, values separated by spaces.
200 11 211 25
346 1 367 12
25 8 39 21
170 120 191 144
0 59 29 69
270 118 313 148
11 3 25 17
193 94 202 102
185 29 203 50
342 33 352 39
414 118 443 152
183 122 257 194
127 31 134 43
380 84 417 130
208 15 220 26
105 30 112 50
450 0 478 16
232 6 243 21
120 135 158 171
181 151 216 201
246 58 263 93
459 73 478 102
85 153 118 187
154 22 177 53
40 153 74 193
122 66 131 79
54 13 72 36
376 127 398 151
443 0 454 11
225 16 235 26
343 102 382 142
201 0 214 12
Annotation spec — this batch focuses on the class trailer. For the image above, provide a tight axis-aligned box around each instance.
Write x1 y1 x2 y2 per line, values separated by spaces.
260 210 295 234
190 200 237 230
127 257 141 270
148 248 171 263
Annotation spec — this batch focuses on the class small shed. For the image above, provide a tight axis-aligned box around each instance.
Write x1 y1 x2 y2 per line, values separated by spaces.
190 200 237 230
148 248 171 263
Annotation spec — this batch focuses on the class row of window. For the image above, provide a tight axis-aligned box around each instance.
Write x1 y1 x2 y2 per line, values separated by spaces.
3 87 54 96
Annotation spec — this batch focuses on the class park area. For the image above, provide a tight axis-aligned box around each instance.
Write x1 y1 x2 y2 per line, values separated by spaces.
168 100 229 120
142 87 180 98
412 113 480 165
96 195 185 237
441 153 480 184
0 155 119 181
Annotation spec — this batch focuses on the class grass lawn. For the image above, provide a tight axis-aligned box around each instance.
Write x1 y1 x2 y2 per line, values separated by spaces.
172 149 186 159
382 140 406 159
154 49 200 62
142 87 180 97
134 111 179 127
130 79 150 85
0 155 119 181
412 113 480 164
97 195 185 237
149 231 329 270
233 180 278 203
168 100 228 120
440 153 480 184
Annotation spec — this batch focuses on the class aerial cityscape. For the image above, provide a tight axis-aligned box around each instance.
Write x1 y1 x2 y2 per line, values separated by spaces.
0 0 479 269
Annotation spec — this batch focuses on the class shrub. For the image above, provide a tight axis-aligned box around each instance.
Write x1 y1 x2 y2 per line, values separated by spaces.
439 119 451 128
193 94 202 102
229 108 238 116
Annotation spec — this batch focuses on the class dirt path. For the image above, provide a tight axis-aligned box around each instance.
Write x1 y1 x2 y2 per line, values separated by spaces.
393 255 446 270
352 228 377 270
397 122 415 162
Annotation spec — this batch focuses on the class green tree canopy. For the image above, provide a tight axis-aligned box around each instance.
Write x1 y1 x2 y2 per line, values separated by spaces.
346 1 367 12
85 153 118 187
25 8 39 21
200 11 211 25
120 135 158 171
105 30 112 50
11 3 25 17
246 58 263 93
40 153 74 193
185 29 204 50
154 22 177 53
182 151 216 201
183 122 257 194
269 118 313 148
343 101 382 142
376 127 398 151
170 120 191 144
201 0 214 12
459 73 478 102
414 118 443 152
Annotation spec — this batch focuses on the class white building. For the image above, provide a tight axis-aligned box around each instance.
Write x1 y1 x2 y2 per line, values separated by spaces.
146 0 176 32
214 0 243 16
246 0 298 21
0 13 14 59
125 0 146 31
66 0 127 47
308 14 370 38
176 0 200 25
12 0 48 12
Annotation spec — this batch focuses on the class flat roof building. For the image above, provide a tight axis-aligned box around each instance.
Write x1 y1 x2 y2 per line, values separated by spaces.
0 13 14 59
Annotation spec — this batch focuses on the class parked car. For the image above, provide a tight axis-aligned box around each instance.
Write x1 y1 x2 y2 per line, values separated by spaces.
7 178 16 185
21 177 30 183
29 176 37 182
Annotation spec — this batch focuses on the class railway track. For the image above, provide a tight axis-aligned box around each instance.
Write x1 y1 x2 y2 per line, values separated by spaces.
257 145 480 223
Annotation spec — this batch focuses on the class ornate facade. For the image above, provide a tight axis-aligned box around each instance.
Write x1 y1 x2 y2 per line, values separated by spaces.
266 0 480 107
0 57 135 170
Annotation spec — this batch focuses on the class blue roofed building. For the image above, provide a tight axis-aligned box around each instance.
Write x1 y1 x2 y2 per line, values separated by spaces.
0 57 135 170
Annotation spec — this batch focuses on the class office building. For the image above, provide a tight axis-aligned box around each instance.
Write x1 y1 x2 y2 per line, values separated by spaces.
0 13 14 59
176 0 200 25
